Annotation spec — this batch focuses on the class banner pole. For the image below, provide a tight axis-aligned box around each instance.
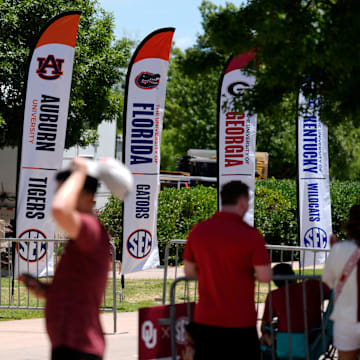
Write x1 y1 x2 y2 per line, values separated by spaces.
295 89 302 274
121 274 125 307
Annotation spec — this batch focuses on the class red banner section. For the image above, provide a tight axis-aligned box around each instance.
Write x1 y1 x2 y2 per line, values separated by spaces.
139 302 195 360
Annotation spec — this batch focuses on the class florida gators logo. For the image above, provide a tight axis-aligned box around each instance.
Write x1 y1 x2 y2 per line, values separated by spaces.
36 55 64 80
135 72 160 89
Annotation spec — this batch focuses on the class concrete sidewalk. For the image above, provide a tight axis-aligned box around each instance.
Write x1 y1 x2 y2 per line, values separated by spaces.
0 312 138 360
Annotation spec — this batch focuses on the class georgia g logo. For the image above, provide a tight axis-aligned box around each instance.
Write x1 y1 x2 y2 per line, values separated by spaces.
227 81 250 96
36 54 64 80
135 72 160 89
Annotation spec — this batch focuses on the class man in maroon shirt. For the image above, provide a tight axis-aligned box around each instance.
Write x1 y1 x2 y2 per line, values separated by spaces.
261 263 330 345
184 181 272 359
21 158 111 360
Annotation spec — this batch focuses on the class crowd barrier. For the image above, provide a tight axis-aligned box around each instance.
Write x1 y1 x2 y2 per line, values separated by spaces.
0 237 118 333
162 239 331 304
168 275 336 360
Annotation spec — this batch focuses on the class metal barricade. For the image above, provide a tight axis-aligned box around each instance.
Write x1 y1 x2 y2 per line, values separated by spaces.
255 245 330 315
162 239 331 304
162 239 187 304
168 275 335 360
0 237 118 333
169 276 196 360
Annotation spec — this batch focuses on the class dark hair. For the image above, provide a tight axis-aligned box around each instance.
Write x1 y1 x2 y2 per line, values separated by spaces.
55 170 98 194
272 263 295 288
345 204 360 245
220 181 249 205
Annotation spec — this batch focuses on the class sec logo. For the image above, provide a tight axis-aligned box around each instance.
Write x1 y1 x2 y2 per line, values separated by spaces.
304 227 327 248
175 316 189 344
16 229 48 262
127 229 152 259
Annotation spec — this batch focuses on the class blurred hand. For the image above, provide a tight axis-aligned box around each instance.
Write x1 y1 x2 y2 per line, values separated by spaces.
330 234 339 247
71 157 88 174
19 274 48 299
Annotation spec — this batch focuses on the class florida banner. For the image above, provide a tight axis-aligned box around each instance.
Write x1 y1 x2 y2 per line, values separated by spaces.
217 53 257 225
298 91 332 266
15 12 81 276
122 28 175 274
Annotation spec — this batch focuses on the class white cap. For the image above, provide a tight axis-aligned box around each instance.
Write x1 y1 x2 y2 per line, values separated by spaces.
67 158 133 201
97 158 133 200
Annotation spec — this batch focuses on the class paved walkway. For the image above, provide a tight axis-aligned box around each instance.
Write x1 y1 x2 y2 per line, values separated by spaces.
0 312 138 360
118 266 185 279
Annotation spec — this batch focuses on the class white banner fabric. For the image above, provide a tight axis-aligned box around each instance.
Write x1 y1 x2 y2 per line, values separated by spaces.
298 92 332 266
122 29 174 274
15 13 80 276
218 54 257 225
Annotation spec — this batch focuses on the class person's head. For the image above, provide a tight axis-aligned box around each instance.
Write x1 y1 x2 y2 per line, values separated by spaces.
272 263 295 288
220 181 249 218
345 204 360 245
55 170 98 213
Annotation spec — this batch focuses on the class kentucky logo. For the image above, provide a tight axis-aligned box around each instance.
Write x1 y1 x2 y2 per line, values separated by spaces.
135 72 160 89
36 55 64 80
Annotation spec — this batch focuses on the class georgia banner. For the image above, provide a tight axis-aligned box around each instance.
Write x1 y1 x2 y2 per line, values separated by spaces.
217 53 257 225
298 91 332 266
122 28 175 274
15 12 81 276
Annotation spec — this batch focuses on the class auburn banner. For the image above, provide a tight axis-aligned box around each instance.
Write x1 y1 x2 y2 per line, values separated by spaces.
122 28 175 274
298 91 332 266
15 12 81 276
217 53 257 225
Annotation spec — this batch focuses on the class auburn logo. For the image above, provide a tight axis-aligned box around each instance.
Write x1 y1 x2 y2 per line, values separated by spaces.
36 55 64 80
135 72 160 89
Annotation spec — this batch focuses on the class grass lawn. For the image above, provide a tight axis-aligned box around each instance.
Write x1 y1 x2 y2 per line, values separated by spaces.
0 278 198 321
0 268 324 321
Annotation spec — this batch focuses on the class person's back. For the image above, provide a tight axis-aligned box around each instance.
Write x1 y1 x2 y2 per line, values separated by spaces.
184 181 271 360
263 279 330 333
187 211 269 327
46 213 111 357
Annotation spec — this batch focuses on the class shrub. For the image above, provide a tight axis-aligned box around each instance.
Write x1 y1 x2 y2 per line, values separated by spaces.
98 180 360 264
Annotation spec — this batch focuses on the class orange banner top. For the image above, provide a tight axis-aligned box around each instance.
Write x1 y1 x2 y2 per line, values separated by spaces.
134 29 175 64
36 13 81 49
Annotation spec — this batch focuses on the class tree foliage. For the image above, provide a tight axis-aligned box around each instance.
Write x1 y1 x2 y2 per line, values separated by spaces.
171 0 360 179
161 48 220 170
0 0 132 148
180 0 360 125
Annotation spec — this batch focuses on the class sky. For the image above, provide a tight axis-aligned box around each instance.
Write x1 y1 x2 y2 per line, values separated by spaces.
98 0 231 50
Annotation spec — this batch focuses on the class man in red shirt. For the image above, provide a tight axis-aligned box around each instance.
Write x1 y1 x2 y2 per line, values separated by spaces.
184 181 271 359
21 158 111 360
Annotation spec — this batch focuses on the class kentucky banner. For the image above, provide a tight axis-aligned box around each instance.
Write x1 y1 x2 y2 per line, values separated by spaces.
15 12 81 276
298 91 332 266
217 53 257 225
122 28 175 274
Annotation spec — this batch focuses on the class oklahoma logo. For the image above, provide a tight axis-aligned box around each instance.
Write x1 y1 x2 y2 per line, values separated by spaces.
135 72 160 89
36 55 64 80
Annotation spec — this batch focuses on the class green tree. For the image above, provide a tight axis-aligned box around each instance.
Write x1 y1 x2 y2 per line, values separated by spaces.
176 1 360 179
0 0 132 148
161 48 221 170
181 0 360 125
